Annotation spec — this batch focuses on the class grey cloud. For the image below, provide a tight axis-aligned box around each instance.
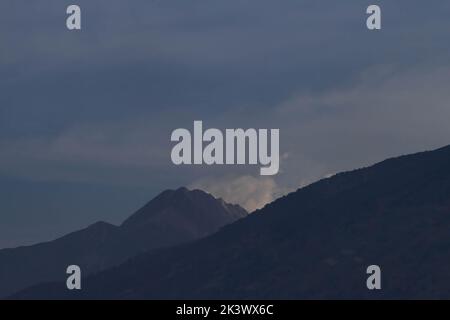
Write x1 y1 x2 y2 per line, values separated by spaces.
2 0 450 247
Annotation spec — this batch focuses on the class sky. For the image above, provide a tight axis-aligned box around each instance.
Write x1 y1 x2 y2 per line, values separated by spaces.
1 0 450 248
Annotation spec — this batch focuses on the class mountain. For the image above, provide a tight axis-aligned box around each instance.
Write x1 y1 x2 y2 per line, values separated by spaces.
0 187 247 298
11 144 450 299
120 187 247 253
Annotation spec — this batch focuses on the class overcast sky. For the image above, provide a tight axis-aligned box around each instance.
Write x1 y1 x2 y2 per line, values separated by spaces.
1 0 450 248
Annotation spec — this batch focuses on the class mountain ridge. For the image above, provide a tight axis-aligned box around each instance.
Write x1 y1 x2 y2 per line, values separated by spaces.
11 144 450 299
0 188 247 298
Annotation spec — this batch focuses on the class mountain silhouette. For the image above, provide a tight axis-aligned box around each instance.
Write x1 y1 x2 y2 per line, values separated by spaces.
0 187 247 298
11 144 450 299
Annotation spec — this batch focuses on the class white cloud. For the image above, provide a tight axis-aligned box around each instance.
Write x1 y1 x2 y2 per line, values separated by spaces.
189 175 292 212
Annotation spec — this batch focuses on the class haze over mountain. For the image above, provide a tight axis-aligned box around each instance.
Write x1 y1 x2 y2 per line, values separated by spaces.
11 144 450 299
0 187 247 298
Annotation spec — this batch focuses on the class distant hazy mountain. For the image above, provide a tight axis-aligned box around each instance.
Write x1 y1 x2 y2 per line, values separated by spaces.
12 144 450 299
0 187 247 298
